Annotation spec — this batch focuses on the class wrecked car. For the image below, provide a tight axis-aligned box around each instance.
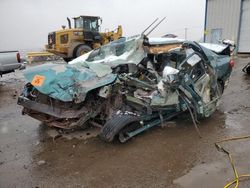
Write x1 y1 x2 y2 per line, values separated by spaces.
17 35 234 142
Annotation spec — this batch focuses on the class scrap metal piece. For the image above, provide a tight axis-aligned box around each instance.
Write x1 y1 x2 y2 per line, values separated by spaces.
17 96 87 119
144 43 182 54
145 17 166 36
242 62 250 75
141 18 159 35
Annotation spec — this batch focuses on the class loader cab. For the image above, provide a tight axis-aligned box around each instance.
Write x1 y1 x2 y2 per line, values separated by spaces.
73 16 102 32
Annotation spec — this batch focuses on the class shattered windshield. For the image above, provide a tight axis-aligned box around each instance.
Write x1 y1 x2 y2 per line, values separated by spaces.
71 36 146 77
83 36 146 68
86 42 123 61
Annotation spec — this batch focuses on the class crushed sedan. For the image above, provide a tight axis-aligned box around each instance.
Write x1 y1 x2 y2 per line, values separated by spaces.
17 35 234 142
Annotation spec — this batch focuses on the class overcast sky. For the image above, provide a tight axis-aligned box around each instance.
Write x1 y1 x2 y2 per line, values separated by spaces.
0 0 206 51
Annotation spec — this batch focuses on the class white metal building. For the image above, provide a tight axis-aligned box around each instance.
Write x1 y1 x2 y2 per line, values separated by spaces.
204 0 250 53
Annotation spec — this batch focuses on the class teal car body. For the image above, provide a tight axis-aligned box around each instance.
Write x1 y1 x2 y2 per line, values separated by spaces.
18 36 233 142
23 36 145 103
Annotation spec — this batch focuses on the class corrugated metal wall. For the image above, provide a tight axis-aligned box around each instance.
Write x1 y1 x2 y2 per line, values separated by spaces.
238 0 250 52
205 0 241 44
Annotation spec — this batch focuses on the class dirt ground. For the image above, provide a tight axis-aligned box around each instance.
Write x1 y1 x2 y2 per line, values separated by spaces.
0 58 250 188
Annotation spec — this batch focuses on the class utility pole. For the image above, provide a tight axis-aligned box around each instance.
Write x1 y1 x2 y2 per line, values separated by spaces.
185 28 188 40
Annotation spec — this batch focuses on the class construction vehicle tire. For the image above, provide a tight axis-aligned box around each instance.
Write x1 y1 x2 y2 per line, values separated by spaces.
63 58 72 62
75 45 92 58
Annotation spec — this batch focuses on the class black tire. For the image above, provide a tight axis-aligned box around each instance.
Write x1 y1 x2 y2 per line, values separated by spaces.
63 57 72 62
75 45 92 58
99 114 140 143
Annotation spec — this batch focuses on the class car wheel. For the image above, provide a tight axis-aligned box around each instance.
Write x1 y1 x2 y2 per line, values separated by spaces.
99 114 140 143
75 45 92 58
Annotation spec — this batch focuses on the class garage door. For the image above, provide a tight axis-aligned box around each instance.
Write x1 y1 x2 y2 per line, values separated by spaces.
239 0 250 53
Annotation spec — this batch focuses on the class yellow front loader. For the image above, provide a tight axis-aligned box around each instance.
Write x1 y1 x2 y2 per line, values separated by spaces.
45 15 123 61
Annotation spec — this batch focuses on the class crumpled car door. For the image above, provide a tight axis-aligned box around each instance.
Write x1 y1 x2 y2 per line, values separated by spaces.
179 53 219 117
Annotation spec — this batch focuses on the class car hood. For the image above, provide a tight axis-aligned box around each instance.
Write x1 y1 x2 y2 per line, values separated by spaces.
23 63 117 103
